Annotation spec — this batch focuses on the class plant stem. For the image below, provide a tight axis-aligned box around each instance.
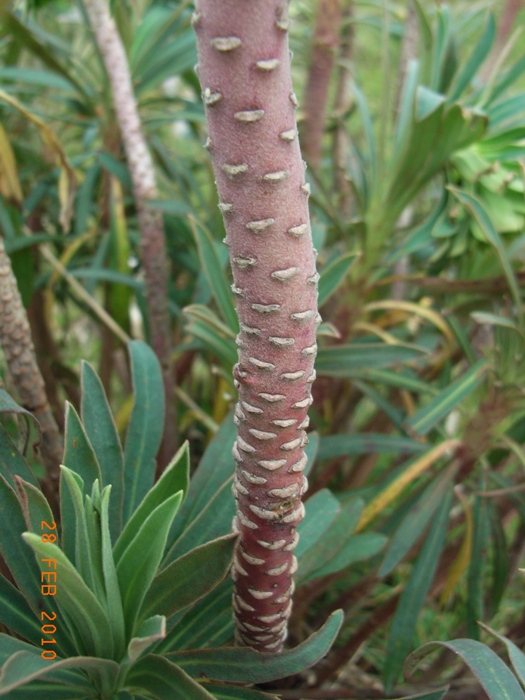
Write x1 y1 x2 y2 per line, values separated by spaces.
0 236 63 485
194 0 318 651
301 0 342 169
332 0 354 217
82 0 177 466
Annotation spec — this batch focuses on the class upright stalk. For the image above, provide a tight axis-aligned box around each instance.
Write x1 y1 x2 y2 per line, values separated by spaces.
194 0 318 651
332 0 354 217
0 236 63 484
301 0 342 168
82 0 176 465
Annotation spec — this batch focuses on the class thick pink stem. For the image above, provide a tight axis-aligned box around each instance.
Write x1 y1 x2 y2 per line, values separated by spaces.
194 0 318 651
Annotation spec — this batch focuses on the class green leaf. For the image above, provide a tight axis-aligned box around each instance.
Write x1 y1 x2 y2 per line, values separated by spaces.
310 533 387 580
0 423 39 490
296 489 341 560
185 314 237 369
405 359 486 436
206 686 277 700
127 615 166 664
115 442 190 564
156 579 233 653
471 312 524 336
22 532 115 658
297 499 365 584
379 466 456 577
383 489 453 691
487 501 508 616
0 651 120 697
191 217 238 333
302 430 319 477
316 344 426 376
63 403 103 491
318 434 426 461
318 252 359 306
467 495 489 639
13 477 56 540
353 380 405 428
163 479 234 564
449 187 524 323
405 639 525 700
167 610 343 683
122 341 165 525
0 574 41 646
1 12 88 99
448 13 495 102
81 361 124 542
0 476 42 613
142 534 236 620
0 635 38 665
116 491 183 637
394 59 420 157
352 368 437 394
353 83 376 186
99 487 126 660
481 624 525 689
129 654 216 700
2 680 91 699
166 415 235 549
60 467 99 596
0 389 37 434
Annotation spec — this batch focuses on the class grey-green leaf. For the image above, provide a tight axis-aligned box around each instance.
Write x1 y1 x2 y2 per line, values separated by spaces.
142 533 237 620
81 360 124 541
130 654 217 700
127 615 166 664
123 341 165 525
115 442 189 564
383 490 453 691
166 610 343 683
405 639 525 700
116 491 183 637
22 533 114 659
405 359 486 436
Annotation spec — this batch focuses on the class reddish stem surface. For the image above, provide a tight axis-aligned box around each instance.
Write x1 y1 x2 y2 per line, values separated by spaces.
194 0 318 651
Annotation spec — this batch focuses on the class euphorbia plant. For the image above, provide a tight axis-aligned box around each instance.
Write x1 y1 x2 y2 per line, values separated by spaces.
194 0 319 651
0 341 342 699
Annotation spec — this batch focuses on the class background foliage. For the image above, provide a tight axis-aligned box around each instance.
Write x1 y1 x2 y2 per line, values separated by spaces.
1 0 525 698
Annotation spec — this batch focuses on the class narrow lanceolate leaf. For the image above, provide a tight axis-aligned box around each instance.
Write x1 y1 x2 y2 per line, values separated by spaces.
81 360 125 542
122 341 165 525
405 359 487 436
405 639 525 700
194 1 318 651
166 609 343 682
383 489 454 691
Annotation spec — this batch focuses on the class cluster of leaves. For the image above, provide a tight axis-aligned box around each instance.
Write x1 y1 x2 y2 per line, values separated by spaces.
0 341 343 698
0 0 525 698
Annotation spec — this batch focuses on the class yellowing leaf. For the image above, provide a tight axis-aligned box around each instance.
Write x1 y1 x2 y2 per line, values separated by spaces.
365 299 455 345
0 89 76 231
0 123 22 204
440 488 473 605
356 440 460 532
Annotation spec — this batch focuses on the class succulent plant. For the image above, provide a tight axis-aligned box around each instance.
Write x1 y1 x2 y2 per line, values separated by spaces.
0 341 341 699
193 0 318 652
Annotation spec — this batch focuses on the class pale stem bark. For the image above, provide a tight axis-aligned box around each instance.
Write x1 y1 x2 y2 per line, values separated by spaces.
0 236 63 482
82 0 176 465
194 0 319 652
